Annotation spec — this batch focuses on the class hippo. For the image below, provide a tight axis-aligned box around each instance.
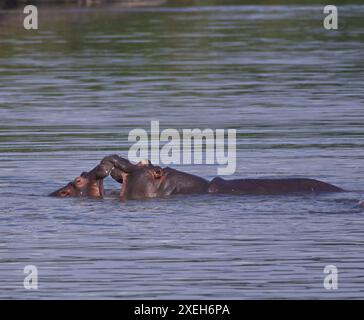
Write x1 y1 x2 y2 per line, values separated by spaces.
208 177 343 195
97 155 344 200
49 161 114 198
50 154 345 200
98 156 209 200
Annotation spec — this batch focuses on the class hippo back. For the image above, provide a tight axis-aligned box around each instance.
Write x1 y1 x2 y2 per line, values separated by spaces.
208 177 343 195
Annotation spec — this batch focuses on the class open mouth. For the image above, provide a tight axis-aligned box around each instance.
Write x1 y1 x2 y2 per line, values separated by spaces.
110 167 129 197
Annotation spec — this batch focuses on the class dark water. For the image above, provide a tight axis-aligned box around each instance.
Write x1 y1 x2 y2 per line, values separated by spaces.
0 5 364 299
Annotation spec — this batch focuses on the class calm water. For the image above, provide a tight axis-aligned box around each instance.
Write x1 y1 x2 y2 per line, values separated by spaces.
0 4 364 299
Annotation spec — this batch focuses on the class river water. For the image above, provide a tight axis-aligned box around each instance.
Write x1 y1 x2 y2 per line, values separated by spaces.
0 4 363 299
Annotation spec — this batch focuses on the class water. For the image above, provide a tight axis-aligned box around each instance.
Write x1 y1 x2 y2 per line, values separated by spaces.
0 4 364 299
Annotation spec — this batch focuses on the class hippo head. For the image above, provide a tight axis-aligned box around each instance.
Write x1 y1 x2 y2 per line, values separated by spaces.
102 155 208 200
49 162 114 198
104 156 165 199
49 172 102 198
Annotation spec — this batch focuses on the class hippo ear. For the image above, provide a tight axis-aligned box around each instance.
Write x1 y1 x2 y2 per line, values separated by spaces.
139 159 151 167
152 167 163 179
74 176 87 188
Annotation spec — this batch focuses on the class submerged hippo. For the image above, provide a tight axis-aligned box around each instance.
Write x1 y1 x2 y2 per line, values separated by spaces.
50 154 344 200
49 161 114 198
101 155 209 200
97 154 343 200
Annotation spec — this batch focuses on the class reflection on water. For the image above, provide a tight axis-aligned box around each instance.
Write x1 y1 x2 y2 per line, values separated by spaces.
0 5 364 299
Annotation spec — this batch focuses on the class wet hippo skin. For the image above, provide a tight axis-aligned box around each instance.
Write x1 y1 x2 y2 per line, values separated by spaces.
49 161 114 198
50 154 344 199
208 177 344 195
100 155 344 200
101 155 209 200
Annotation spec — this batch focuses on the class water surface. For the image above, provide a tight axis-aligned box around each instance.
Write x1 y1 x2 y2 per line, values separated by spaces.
0 4 364 299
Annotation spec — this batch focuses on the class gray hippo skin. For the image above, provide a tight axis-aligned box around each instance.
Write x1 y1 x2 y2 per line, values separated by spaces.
100 155 344 200
101 155 209 200
208 177 343 195
49 161 114 198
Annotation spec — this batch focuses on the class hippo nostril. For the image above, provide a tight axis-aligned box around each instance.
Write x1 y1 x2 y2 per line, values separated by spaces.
60 190 70 197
